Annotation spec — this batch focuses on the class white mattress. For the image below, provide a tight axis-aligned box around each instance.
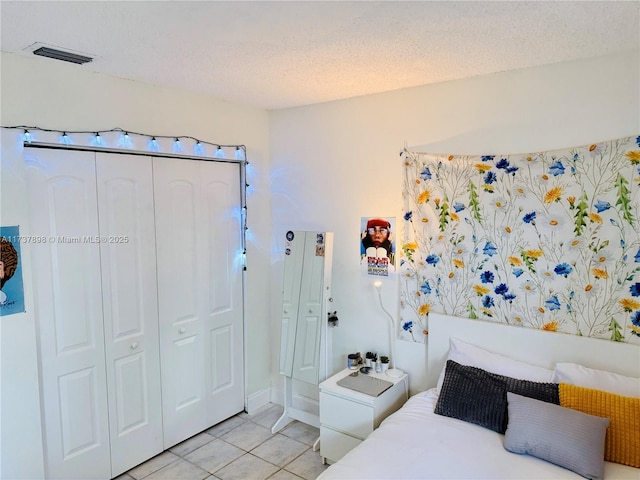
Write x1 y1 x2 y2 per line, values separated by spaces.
318 388 638 480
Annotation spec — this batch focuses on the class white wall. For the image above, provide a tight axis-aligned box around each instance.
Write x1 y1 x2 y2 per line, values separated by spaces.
269 50 640 396
0 52 271 479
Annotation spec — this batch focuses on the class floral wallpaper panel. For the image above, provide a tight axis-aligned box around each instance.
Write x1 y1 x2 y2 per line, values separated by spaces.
399 136 640 344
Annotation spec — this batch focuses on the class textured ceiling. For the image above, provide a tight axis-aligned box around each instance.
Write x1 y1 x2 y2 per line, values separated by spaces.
1 1 639 110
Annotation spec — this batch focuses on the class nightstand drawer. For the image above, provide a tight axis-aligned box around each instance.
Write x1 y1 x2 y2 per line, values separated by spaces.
320 426 362 464
320 392 373 438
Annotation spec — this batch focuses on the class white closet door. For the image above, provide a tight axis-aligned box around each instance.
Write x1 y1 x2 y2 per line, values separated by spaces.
95 153 163 476
154 157 244 448
26 149 111 479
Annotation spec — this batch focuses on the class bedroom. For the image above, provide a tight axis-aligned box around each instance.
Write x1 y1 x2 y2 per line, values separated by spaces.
1 1 638 479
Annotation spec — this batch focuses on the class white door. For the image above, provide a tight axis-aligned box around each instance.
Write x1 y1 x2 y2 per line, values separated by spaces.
154 157 244 448
26 149 111 479
95 153 163 476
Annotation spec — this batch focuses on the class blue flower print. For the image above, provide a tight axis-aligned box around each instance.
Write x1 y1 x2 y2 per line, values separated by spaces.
523 212 537 224
512 268 524 278
482 295 494 308
453 202 465 213
632 312 640 337
404 211 413 221
636 136 640 147
482 242 497 257
554 263 573 278
494 283 509 295
481 155 495 162
630 283 640 297
496 158 510 169
545 296 561 311
635 249 640 263
506 166 519 175
420 282 432 295
402 321 414 331
480 271 495 283
426 254 440 265
484 171 497 184
594 200 611 213
503 292 516 302
549 161 565 176
420 168 432 181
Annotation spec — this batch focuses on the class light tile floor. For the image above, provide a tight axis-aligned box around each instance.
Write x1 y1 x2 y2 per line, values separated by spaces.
115 404 329 480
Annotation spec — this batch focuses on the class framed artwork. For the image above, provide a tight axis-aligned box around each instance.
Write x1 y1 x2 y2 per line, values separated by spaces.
361 217 396 277
0 225 25 316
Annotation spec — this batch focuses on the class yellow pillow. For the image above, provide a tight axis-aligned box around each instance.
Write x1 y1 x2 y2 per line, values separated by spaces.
559 383 640 468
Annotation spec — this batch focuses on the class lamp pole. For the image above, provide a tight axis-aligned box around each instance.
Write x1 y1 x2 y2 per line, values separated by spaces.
374 281 404 378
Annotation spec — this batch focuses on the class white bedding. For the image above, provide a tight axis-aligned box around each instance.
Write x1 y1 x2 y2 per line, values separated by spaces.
317 388 639 480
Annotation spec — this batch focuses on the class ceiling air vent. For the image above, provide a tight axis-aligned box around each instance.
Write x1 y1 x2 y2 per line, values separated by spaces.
33 46 93 65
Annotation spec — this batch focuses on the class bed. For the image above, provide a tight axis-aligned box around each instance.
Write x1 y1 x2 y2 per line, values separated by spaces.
318 313 640 480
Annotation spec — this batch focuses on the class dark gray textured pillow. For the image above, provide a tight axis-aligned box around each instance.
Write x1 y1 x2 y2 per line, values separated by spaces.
504 392 609 480
434 360 559 433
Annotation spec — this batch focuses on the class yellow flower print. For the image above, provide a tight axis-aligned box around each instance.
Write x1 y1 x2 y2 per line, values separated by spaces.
448 272 455 279
415 179 421 184
448 155 454 161
525 249 544 259
508 256 522 266
631 325 640 336
589 213 603 223
404 242 418 250
483 184 495 192
625 150 640 164
538 307 546 314
417 190 431 204
619 298 640 312
543 186 563 204
475 163 492 172
567 196 576 205
473 285 490 296
453 258 465 268
542 321 558 332
423 329 429 335
418 303 431 316
450 212 460 222
421 217 429 223
592 268 609 279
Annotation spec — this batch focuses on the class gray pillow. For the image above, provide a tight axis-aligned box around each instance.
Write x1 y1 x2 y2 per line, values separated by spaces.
434 360 559 433
504 392 610 480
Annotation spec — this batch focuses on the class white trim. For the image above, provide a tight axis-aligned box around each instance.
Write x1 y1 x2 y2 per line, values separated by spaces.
245 387 272 415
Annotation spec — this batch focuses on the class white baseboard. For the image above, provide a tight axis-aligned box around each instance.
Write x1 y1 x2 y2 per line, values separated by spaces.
245 387 272 415
269 386 319 415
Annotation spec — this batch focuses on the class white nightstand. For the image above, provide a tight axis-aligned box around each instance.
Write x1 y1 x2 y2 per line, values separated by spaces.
319 368 409 464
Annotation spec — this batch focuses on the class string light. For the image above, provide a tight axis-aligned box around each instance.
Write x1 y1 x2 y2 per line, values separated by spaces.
1 126 246 162
3 124 251 270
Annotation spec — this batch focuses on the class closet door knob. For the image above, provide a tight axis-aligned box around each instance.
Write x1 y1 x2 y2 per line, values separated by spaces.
179 328 186 334
130 342 139 350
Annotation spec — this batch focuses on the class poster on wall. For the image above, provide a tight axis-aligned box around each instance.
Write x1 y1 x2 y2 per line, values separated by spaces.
0 225 25 316
360 217 396 276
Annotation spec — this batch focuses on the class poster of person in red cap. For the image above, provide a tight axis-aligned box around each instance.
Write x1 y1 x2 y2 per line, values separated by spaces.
361 217 395 276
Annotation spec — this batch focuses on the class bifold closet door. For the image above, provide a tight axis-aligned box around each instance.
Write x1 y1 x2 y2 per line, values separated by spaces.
27 149 163 479
26 149 111 479
95 153 163 477
153 157 245 448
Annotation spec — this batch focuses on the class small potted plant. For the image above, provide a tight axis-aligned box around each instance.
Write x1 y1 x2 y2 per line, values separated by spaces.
365 351 377 368
379 355 390 372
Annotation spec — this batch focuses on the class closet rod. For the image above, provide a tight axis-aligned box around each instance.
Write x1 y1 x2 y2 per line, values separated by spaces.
24 141 245 165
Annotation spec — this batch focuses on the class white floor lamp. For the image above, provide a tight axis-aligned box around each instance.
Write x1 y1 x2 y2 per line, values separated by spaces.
374 280 404 378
